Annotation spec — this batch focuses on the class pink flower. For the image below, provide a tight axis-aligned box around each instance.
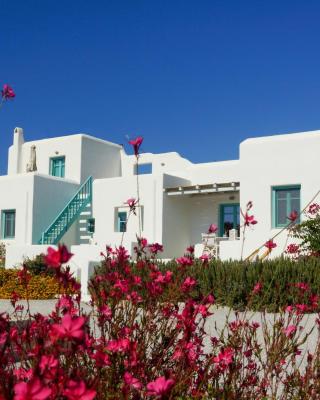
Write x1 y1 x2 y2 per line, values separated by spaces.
63 380 96 400
14 377 51 400
265 239 277 251
129 136 143 157
147 376 175 397
186 245 194 254
199 253 210 263
213 347 234 368
287 210 298 223
244 213 257 226
44 244 73 268
207 224 218 234
176 256 193 267
98 304 112 320
51 313 86 341
181 276 197 292
125 198 137 214
308 203 320 215
286 243 300 254
1 84 15 100
296 304 308 313
295 282 309 292
106 338 130 353
148 242 163 255
39 355 58 375
283 325 297 337
124 372 142 390
253 282 262 295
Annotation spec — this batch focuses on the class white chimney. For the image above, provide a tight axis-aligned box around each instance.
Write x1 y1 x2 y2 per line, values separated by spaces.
13 127 24 147
8 127 25 174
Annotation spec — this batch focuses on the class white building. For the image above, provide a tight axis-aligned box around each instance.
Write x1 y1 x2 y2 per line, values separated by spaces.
1 127 319 289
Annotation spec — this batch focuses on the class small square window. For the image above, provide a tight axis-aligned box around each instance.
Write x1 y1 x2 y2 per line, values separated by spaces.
1 210 16 239
50 156 65 178
272 186 301 228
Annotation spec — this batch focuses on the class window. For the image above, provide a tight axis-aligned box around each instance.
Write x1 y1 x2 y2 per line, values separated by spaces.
1 210 16 239
117 211 127 232
219 204 240 237
272 186 300 228
50 156 65 178
87 218 95 233
134 163 152 175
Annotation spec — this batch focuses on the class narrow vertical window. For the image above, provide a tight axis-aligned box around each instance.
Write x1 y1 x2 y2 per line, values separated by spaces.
50 156 65 178
1 210 16 239
117 212 127 232
272 186 300 228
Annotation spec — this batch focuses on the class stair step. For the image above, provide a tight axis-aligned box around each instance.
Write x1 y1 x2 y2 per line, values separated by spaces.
80 211 91 216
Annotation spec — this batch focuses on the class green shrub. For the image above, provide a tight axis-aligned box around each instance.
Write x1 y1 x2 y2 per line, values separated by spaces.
22 254 54 275
92 256 320 312
159 257 320 312
291 214 320 255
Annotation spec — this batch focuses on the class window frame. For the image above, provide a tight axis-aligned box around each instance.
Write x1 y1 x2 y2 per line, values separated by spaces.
117 211 127 232
219 203 240 237
272 185 301 228
1 209 16 239
49 156 65 178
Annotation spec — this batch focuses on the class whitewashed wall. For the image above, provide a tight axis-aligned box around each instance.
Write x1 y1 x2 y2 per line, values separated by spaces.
121 151 193 178
92 174 164 251
186 160 241 186
5 245 54 268
0 174 34 245
8 131 123 184
9 134 82 182
239 130 320 259
80 135 122 182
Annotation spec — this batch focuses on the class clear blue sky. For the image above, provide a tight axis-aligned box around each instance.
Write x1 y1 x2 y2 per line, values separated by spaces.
1 0 320 174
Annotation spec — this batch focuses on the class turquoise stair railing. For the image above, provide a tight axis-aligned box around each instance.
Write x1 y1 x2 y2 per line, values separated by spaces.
39 176 92 245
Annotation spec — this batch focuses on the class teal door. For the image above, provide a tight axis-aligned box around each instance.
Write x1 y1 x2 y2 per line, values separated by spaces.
219 204 240 237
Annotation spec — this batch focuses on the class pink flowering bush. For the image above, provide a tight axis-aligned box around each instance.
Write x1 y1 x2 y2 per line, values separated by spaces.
1 244 320 399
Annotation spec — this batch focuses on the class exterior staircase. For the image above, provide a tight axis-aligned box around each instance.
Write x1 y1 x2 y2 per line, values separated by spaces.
39 176 92 245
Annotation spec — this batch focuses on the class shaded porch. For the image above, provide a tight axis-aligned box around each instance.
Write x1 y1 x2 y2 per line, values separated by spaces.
162 182 241 258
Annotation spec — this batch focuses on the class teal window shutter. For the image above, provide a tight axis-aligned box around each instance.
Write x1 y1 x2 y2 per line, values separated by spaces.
1 210 16 239
117 212 127 232
50 156 65 178
272 186 301 228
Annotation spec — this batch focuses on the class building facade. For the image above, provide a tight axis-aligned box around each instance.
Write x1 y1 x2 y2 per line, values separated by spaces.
1 127 319 294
